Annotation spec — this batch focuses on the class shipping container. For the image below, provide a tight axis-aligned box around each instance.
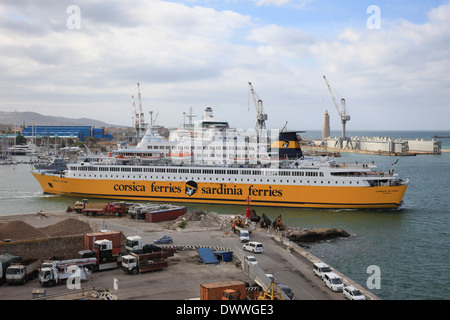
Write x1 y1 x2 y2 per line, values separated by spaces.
200 280 246 300
145 206 187 223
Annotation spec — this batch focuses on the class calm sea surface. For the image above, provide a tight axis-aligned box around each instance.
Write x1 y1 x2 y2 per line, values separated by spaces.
0 130 449 300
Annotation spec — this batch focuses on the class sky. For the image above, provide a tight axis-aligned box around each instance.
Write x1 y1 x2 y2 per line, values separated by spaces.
0 0 449 132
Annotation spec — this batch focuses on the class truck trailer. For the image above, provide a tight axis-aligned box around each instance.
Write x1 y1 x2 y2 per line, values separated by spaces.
128 203 187 222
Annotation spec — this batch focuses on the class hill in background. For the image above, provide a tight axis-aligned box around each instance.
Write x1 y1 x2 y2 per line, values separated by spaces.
0 111 121 128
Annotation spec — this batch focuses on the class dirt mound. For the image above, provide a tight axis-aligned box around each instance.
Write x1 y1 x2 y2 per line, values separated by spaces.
169 210 225 230
0 218 93 241
39 218 92 237
0 220 49 241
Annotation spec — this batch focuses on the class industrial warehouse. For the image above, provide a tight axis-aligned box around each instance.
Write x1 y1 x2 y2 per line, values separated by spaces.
20 126 111 142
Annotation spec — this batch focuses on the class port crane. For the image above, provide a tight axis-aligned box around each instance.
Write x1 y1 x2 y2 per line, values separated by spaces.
322 75 352 148
131 95 139 135
131 83 147 138
137 82 145 135
248 81 268 140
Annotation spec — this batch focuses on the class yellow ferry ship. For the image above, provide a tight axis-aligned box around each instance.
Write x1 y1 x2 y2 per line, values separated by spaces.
32 163 408 209
31 108 409 209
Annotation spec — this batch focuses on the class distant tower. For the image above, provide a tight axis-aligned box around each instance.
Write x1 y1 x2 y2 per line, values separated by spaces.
322 110 330 141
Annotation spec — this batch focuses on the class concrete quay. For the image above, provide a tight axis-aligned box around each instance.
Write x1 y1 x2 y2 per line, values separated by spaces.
0 211 378 300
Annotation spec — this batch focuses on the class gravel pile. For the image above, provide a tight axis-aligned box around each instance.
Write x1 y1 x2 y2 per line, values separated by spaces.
39 218 92 237
168 210 226 230
0 220 48 241
0 218 92 241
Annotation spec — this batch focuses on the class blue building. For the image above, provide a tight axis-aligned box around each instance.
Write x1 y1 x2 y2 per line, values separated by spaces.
20 126 106 142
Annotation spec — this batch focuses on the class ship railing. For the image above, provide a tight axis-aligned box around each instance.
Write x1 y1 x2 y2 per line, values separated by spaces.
330 161 376 169
331 170 395 178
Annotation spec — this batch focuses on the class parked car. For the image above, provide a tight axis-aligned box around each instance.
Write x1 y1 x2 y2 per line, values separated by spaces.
153 235 173 244
277 283 295 300
244 256 258 266
323 272 344 292
343 286 366 300
242 241 263 253
143 244 162 253
313 262 333 279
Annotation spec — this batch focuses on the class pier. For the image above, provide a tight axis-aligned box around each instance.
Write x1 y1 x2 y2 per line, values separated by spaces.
302 140 443 156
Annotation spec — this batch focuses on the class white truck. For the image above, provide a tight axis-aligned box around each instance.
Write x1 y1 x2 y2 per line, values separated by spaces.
126 235 163 254
39 264 91 287
5 258 41 285
0 253 22 283
39 258 95 287
121 252 168 275
78 239 121 271
126 235 144 253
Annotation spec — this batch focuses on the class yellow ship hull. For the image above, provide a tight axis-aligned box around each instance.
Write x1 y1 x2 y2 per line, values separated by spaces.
32 172 408 209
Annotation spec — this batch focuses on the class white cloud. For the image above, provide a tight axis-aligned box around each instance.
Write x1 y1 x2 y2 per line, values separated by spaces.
298 4 450 130
0 1 448 130
252 0 311 8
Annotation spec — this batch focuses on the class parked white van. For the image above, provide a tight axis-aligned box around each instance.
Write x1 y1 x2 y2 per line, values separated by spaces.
323 272 344 292
239 229 250 243
313 262 333 279
242 241 263 253
343 286 366 300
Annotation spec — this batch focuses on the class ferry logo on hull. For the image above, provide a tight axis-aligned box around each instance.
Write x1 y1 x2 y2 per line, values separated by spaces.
185 181 198 196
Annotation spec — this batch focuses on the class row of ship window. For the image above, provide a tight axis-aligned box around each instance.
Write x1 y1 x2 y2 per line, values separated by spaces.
71 166 324 177
70 173 361 185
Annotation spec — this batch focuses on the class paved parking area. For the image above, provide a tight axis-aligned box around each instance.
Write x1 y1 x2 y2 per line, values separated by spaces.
0 212 348 300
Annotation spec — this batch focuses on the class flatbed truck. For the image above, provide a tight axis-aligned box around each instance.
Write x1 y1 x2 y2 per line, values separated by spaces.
74 199 129 216
121 252 168 275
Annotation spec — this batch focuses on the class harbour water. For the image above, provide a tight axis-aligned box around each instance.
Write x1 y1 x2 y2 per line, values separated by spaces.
0 130 449 300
